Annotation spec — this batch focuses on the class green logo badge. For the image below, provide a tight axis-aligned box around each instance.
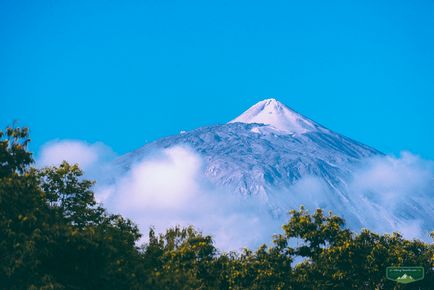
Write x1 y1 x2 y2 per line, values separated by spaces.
386 267 424 284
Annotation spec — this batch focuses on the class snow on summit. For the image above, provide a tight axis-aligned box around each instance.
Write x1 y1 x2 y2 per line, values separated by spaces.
229 98 320 134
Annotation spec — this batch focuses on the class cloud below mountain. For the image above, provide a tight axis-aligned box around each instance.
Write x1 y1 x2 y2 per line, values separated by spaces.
350 152 433 208
37 140 434 249
100 146 280 250
37 140 115 175
107 146 201 211
347 152 433 238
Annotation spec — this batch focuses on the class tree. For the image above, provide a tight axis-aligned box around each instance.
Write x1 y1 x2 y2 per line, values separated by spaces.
0 126 52 288
282 207 433 290
0 126 145 289
142 226 221 289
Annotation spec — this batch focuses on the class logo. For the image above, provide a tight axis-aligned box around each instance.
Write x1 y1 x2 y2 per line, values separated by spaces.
386 267 424 284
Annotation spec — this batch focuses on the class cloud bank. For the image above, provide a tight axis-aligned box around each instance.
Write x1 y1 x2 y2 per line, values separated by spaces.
37 140 116 181
347 152 434 239
38 140 434 249
101 146 280 250
276 152 434 241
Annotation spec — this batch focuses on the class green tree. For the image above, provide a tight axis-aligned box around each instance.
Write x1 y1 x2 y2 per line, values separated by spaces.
223 237 293 289
142 226 221 289
0 126 146 289
282 207 433 290
0 126 53 288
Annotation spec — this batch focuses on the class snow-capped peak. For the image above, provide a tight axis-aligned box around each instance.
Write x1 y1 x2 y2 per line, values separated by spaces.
229 98 319 134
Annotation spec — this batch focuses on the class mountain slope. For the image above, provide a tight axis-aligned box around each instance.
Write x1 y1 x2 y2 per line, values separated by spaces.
118 99 380 199
114 99 433 239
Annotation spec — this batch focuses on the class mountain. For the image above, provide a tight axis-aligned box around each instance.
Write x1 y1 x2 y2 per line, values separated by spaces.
113 98 433 239
397 274 414 281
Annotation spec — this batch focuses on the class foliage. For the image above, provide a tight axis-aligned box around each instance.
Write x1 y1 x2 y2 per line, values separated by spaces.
0 126 144 289
283 207 433 290
0 125 432 289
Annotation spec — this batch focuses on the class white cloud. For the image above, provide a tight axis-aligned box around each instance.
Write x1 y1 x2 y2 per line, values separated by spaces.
101 146 281 250
346 152 434 238
266 151 434 242
107 146 201 211
37 140 117 186
349 152 433 207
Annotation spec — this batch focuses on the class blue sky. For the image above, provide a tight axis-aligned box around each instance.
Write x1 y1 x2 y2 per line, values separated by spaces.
1 0 433 159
